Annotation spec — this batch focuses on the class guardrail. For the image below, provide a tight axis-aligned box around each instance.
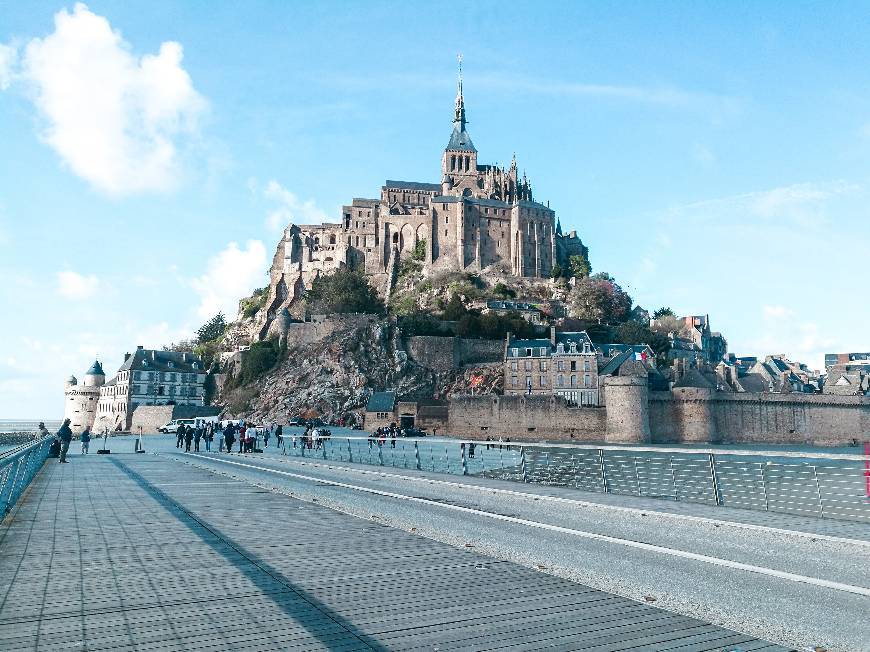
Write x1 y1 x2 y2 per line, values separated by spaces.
0 436 54 517
271 435 870 523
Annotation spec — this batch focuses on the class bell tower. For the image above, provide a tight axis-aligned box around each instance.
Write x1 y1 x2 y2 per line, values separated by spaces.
441 55 477 195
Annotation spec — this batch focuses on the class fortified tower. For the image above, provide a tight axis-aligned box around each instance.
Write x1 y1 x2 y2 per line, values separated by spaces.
62 360 105 434
603 374 651 443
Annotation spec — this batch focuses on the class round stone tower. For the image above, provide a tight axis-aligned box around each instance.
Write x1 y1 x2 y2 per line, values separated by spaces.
604 375 651 444
63 360 104 434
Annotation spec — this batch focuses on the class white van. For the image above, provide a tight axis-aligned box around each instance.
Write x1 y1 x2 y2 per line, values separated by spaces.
159 418 196 434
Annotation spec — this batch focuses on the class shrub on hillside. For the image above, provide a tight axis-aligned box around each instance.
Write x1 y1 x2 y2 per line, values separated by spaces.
305 268 384 315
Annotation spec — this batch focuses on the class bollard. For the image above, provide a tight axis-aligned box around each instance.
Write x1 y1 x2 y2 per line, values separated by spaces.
598 449 609 494
347 438 353 464
413 441 421 471
461 443 468 476
520 446 529 483
709 453 721 506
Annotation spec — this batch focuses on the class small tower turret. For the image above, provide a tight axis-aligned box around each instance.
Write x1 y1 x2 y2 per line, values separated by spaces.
83 360 105 388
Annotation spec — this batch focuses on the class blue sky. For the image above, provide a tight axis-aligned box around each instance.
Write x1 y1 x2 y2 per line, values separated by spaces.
2 2 869 418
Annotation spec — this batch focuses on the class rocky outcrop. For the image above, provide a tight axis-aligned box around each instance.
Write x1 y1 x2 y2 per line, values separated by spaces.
219 317 503 425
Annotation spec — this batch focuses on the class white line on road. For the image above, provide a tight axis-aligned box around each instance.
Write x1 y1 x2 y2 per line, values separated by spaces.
185 453 870 598
225 452 870 549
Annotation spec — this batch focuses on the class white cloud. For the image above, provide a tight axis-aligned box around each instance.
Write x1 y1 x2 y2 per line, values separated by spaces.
15 3 206 195
762 304 794 319
191 240 268 319
57 270 99 300
264 180 331 231
0 43 17 89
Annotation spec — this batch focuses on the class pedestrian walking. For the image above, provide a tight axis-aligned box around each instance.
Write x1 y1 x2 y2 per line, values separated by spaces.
184 426 193 452
238 425 247 452
193 425 202 452
263 426 270 448
80 427 91 455
224 424 235 454
56 419 72 463
468 442 476 458
176 425 185 448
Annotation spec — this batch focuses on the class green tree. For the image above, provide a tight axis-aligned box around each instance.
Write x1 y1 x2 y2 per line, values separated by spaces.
440 293 469 321
197 312 227 343
615 320 651 345
239 340 279 385
412 239 427 261
305 269 384 315
568 275 632 324
653 306 675 319
567 252 591 278
549 263 563 279
492 282 516 299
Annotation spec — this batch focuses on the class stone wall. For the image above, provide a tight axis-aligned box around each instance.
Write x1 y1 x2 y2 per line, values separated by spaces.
447 389 870 446
130 405 222 435
405 336 504 372
284 314 379 350
650 391 870 446
447 394 606 441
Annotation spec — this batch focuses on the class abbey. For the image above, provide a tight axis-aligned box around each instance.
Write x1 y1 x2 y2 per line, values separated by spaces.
263 67 586 325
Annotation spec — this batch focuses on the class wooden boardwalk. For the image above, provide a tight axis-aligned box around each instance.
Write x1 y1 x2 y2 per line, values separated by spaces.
0 455 792 651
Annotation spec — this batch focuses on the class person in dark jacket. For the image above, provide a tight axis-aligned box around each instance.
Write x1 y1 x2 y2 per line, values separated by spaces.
193 425 203 452
176 424 185 448
57 419 72 463
80 428 91 455
275 424 283 448
184 425 194 452
224 423 235 453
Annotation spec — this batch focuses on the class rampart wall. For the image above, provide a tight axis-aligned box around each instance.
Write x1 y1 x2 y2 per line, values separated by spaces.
405 336 504 372
447 389 870 446
284 314 379 350
447 394 606 441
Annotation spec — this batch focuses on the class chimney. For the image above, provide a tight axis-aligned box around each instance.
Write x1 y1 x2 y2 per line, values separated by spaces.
123 352 130 362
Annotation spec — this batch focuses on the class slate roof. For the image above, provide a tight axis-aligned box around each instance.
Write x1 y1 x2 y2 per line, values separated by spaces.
382 181 441 192
554 332 595 350
446 124 476 152
599 349 635 376
85 360 105 376
366 391 396 413
116 349 204 374
507 339 553 357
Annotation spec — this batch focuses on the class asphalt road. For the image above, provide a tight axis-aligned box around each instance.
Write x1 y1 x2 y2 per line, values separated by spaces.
106 436 869 651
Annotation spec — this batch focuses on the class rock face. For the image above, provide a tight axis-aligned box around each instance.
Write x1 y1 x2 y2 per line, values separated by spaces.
219 317 502 425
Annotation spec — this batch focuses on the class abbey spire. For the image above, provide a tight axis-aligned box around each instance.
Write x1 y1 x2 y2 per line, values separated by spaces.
445 55 475 153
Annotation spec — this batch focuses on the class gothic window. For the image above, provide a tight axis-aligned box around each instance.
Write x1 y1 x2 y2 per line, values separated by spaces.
451 155 456 171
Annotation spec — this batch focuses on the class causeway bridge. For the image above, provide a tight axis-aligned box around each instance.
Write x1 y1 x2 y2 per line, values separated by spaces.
0 435 867 651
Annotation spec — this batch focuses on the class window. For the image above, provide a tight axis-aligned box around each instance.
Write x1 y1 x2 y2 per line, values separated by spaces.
570 375 577 387
539 361 547 371
511 361 517 371
557 360 564 371
539 347 547 357
570 343 577 353
584 342 591 353
570 361 577 372
556 344 564 354
525 376 532 389
584 360 591 372
445 215 449 224
443 203 447 210
584 374 591 388
557 374 564 387
511 376 518 387
511 348 519 357
525 348 532 356
524 360 532 371
540 375 547 386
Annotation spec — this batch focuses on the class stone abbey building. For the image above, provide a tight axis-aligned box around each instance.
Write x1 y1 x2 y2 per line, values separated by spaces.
261 67 586 330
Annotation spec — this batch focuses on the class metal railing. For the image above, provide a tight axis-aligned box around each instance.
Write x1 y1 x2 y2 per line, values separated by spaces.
0 436 54 517
268 435 870 523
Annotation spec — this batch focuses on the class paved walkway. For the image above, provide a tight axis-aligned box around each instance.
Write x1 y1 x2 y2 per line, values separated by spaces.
0 454 792 651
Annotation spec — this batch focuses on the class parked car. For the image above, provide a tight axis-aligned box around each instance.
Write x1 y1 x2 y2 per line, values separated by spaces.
401 427 427 438
159 418 196 434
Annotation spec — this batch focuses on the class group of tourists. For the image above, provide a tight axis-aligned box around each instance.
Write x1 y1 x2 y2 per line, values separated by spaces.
171 420 337 455
367 425 400 449
44 419 96 463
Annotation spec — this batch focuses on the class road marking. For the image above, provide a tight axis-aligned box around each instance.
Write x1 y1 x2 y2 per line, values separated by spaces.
214 451 870 549
185 453 870 598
